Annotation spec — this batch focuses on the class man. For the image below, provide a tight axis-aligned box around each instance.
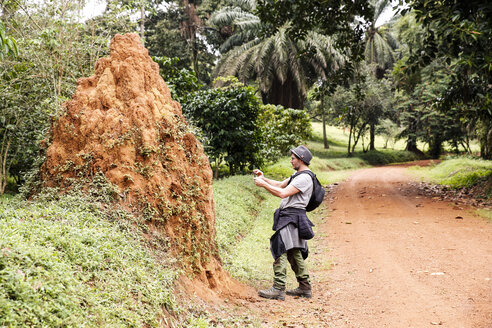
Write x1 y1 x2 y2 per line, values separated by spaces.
253 145 315 301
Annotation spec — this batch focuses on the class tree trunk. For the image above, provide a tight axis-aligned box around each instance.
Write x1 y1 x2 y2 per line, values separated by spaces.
352 122 367 154
429 133 443 159
181 0 200 81
0 137 12 195
405 105 419 153
482 125 492 160
321 98 329 149
268 74 303 109
369 122 375 151
347 122 352 157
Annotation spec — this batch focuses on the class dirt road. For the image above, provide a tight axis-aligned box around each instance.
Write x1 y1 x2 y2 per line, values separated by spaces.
249 164 492 328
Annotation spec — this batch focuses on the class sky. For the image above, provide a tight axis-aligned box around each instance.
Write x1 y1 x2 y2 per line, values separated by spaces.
81 0 106 21
82 0 400 25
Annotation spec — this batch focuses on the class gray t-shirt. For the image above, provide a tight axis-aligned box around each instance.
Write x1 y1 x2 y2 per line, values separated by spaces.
279 171 313 210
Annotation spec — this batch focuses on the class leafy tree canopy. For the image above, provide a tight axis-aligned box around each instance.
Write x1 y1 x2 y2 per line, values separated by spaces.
401 0 492 158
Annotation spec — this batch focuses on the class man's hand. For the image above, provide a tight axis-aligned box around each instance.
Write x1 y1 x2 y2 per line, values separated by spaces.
253 169 263 177
254 176 266 187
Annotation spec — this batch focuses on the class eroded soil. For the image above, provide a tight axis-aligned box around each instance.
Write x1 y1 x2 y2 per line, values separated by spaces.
242 163 492 327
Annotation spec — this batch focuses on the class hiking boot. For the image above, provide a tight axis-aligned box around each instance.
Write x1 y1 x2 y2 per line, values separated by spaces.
258 286 285 300
286 280 312 298
286 287 312 298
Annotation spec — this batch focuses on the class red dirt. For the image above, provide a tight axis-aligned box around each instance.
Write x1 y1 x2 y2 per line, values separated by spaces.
235 163 492 327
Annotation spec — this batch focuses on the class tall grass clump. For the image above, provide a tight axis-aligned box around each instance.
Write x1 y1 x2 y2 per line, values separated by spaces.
0 194 177 327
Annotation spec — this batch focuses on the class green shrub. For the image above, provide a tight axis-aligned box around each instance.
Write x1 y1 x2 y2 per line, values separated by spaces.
357 150 421 165
182 79 263 175
153 56 202 103
258 104 312 163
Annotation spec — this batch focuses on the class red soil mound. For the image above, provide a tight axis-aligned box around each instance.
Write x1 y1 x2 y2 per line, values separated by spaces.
40 33 233 291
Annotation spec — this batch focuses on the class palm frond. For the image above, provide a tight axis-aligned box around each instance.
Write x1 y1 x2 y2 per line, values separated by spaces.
227 0 257 11
210 7 257 28
373 0 391 23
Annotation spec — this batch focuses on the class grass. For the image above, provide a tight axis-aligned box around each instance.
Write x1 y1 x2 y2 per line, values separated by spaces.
0 194 178 327
409 157 492 189
476 208 492 221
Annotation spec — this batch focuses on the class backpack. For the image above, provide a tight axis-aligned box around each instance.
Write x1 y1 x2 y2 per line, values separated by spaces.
288 170 325 212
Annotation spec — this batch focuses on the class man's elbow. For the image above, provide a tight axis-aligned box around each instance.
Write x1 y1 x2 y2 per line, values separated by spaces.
277 190 291 198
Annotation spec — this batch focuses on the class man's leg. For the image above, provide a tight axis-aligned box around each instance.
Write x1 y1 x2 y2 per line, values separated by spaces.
286 248 312 298
258 253 287 300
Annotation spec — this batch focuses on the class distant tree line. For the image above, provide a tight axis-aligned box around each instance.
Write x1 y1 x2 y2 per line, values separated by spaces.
0 0 491 193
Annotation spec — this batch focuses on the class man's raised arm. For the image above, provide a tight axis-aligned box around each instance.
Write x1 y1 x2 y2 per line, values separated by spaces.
253 169 298 198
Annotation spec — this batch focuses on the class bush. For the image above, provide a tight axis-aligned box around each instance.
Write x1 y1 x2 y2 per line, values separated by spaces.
153 56 202 104
258 104 312 163
358 150 421 165
182 79 263 175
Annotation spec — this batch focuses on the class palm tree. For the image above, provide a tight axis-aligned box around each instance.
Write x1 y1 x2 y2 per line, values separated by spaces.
364 0 398 79
210 0 343 109
363 0 399 150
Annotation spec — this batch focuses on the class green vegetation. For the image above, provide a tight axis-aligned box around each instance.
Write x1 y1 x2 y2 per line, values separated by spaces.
182 79 263 176
410 157 492 189
182 78 312 177
0 194 177 327
476 209 492 221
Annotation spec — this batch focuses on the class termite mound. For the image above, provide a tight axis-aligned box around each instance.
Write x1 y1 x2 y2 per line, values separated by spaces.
40 33 235 293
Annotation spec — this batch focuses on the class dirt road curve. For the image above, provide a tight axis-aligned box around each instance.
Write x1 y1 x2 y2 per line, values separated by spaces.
251 164 492 328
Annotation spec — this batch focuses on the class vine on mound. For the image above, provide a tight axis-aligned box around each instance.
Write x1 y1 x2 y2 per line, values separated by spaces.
40 33 226 287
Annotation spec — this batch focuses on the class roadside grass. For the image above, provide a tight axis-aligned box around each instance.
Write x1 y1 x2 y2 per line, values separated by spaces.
0 194 178 327
409 157 492 189
476 208 492 221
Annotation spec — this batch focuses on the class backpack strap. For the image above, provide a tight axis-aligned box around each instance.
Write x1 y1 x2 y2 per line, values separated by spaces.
287 170 315 185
